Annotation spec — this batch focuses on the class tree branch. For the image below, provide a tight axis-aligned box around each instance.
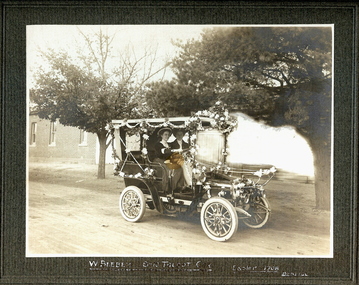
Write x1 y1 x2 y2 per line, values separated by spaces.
261 71 284 87
263 68 291 86
78 28 104 81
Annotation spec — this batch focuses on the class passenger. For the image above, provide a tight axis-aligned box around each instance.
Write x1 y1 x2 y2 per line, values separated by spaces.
153 128 173 191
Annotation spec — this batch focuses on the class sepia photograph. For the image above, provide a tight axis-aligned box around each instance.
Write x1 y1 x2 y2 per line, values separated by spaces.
2 2 357 284
27 25 332 257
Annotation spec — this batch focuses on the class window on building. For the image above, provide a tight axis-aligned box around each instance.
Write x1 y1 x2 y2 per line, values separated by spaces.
49 121 57 145
30 122 37 145
79 129 88 146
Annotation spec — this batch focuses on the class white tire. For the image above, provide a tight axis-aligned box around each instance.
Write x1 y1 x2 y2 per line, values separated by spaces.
119 186 146 222
200 197 238 242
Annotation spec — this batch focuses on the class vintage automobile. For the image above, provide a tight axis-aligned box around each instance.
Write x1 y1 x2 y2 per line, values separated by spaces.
109 106 276 242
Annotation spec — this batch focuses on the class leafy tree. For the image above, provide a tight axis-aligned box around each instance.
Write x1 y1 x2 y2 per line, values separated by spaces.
146 27 332 210
30 28 166 178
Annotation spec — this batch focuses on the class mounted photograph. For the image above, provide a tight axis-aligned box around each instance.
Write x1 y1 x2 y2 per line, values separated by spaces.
26 24 333 257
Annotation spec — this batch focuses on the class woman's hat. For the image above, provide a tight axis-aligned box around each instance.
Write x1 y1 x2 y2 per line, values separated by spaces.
157 127 172 137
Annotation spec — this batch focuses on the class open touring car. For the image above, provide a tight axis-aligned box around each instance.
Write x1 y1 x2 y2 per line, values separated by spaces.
109 106 276 241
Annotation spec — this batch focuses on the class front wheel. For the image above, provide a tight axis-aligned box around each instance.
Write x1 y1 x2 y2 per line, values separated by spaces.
242 197 270 228
119 186 146 222
200 197 238 242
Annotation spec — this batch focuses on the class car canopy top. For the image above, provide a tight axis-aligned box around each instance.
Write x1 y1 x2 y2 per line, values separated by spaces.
110 101 238 135
111 116 215 133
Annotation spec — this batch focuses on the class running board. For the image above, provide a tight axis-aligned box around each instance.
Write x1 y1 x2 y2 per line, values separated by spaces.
159 196 192 206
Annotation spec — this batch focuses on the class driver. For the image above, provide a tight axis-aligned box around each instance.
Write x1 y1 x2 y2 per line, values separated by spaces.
169 129 190 191
170 129 189 152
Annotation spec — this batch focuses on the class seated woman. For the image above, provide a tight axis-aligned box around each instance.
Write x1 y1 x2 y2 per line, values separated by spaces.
153 127 173 192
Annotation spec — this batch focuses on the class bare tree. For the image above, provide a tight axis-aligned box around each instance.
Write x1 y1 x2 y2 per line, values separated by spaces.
31 27 169 178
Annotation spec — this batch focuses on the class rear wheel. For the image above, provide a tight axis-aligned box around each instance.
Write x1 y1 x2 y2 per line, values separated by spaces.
200 197 238 242
242 197 270 228
119 186 146 222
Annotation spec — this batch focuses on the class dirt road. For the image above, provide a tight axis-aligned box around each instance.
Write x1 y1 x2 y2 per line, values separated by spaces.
27 163 331 257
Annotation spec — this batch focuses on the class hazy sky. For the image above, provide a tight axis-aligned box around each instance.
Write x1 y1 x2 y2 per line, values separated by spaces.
27 25 209 84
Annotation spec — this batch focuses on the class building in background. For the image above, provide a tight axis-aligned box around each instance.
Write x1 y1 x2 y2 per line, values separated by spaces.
28 113 113 164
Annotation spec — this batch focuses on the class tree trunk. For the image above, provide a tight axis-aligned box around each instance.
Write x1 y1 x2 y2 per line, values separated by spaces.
311 139 331 210
97 130 107 179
